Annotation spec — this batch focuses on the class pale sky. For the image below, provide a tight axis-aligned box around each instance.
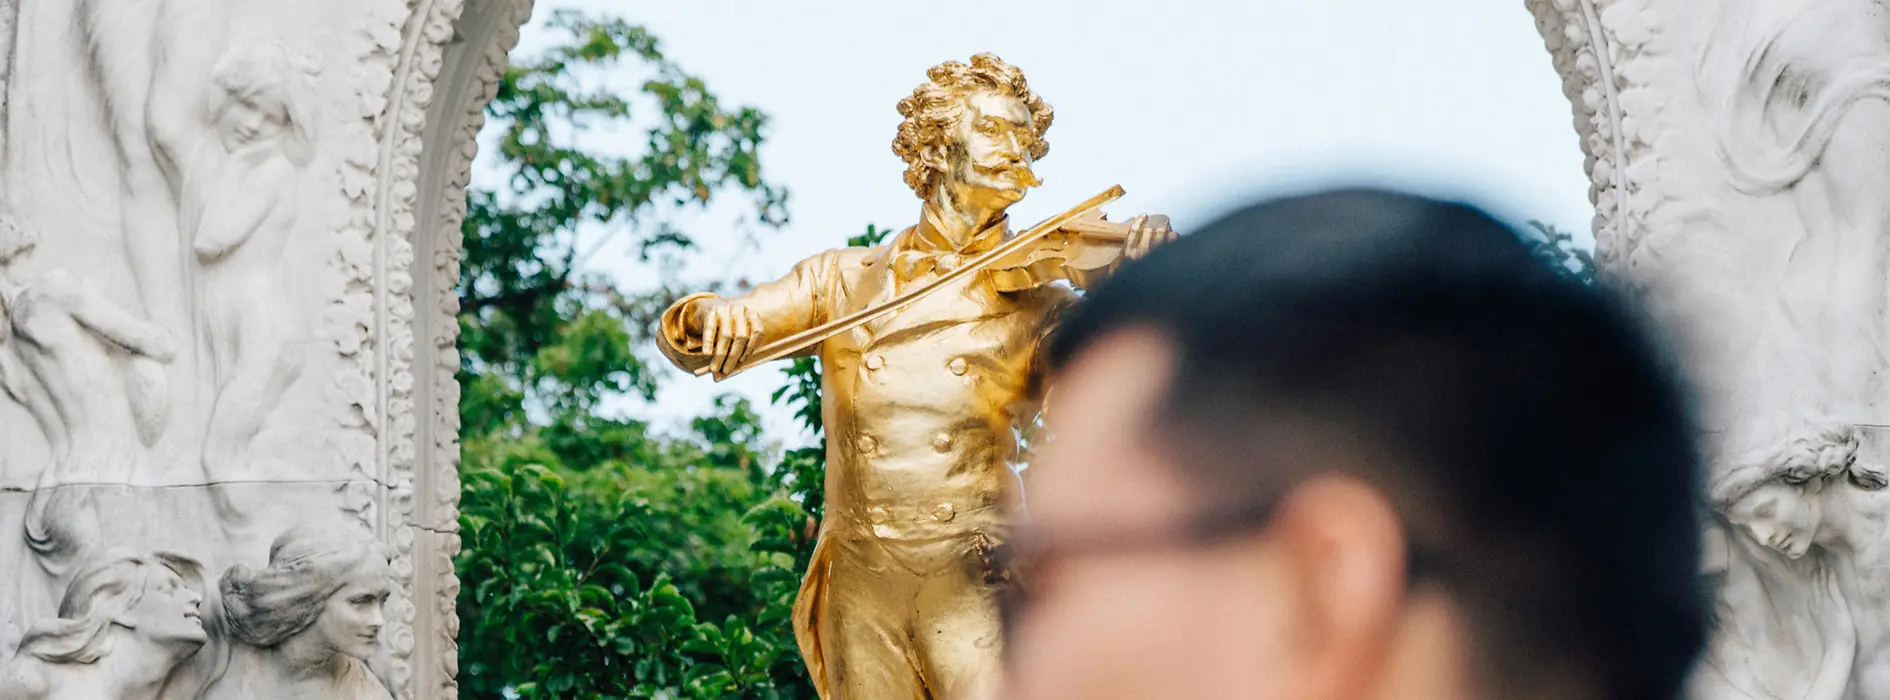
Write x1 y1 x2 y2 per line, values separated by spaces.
484 1 1595 447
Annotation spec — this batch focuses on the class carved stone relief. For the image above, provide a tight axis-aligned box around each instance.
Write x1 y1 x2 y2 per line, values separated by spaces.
0 551 209 700
189 42 322 507
203 523 396 700
0 0 535 696
0 524 396 699
1525 0 1890 697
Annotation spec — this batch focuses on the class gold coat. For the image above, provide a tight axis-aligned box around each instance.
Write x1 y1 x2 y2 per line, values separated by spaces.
657 212 1075 698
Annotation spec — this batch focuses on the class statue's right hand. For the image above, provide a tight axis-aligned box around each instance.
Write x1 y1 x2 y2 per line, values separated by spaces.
696 300 765 378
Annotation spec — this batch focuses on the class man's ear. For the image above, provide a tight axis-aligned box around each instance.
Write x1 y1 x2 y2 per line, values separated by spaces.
1270 474 1408 699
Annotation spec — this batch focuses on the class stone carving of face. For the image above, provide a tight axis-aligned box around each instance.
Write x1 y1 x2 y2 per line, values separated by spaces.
18 551 207 666
217 90 290 152
1724 478 1824 559
222 523 396 662
312 554 392 660
128 567 207 646
207 44 316 163
944 90 1039 207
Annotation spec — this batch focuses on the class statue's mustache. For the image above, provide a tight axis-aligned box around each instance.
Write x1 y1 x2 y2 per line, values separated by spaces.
975 159 1041 187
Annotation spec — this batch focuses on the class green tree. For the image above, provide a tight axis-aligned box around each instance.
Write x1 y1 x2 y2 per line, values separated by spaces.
453 13 1598 697
456 10 825 698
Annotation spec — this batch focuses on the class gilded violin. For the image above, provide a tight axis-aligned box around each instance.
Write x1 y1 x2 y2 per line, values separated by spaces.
698 185 1154 381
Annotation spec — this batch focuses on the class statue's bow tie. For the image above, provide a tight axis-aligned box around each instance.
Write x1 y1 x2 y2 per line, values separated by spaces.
890 248 976 281
888 222 1005 282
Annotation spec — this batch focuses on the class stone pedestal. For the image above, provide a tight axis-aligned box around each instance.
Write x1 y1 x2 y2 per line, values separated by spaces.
0 0 529 696
1528 1 1890 698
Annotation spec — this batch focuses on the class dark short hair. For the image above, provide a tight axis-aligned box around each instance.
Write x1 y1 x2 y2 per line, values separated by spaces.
1047 188 1706 700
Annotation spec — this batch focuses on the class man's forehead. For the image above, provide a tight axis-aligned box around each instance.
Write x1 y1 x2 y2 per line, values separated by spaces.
965 90 1032 124
1033 328 1192 524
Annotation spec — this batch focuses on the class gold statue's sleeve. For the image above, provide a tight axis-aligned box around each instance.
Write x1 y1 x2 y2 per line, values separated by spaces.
655 252 836 373
1022 284 1082 412
1016 284 1080 485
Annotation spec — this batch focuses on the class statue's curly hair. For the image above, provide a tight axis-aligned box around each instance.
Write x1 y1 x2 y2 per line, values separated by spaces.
893 53 1053 198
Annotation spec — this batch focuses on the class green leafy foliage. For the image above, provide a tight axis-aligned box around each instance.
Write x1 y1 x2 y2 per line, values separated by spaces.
458 8 787 429
459 398 815 698
454 14 1597 696
454 10 836 698
1523 220 1595 285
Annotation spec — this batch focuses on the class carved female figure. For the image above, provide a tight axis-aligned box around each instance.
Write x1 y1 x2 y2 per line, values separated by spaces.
0 551 208 700
202 523 394 700
183 43 318 504
1692 517 1855 700
0 216 174 578
65 0 242 450
1700 431 1890 698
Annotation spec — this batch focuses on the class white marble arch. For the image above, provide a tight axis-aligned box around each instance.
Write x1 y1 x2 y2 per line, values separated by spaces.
1526 1 1890 698
0 0 534 696
405 0 537 696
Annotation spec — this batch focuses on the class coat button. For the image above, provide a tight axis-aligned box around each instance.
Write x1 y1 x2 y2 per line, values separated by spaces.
868 506 889 524
931 433 952 453
864 354 885 371
856 434 878 455
932 503 956 522
947 357 968 376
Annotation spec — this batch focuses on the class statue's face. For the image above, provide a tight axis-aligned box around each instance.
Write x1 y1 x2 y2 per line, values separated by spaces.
314 555 393 660
1725 480 1823 559
943 90 1038 207
131 568 206 646
217 91 290 151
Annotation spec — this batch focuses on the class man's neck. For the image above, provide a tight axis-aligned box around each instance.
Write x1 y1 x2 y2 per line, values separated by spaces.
1365 593 1488 700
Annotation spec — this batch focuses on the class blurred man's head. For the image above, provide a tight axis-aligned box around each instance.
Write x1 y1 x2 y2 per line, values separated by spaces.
1002 188 1707 700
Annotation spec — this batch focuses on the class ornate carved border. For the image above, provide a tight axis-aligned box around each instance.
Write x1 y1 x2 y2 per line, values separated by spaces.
370 0 533 697
388 0 536 697
1523 0 1668 275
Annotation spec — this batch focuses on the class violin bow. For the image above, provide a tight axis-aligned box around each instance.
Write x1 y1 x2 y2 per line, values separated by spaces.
696 184 1127 381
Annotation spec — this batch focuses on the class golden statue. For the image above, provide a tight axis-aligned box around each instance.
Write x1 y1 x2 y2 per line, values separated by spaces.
655 53 1174 699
